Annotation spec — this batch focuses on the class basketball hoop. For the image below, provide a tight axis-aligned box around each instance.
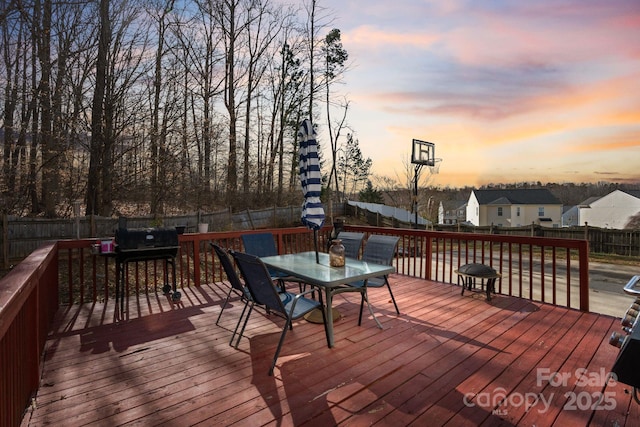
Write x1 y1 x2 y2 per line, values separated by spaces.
411 139 434 166
410 138 442 228
428 158 442 175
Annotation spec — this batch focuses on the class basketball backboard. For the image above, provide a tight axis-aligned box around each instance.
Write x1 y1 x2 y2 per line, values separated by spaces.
411 139 435 166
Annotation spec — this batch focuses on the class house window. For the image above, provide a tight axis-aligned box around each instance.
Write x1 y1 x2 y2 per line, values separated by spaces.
538 207 545 217
497 207 503 216
516 207 520 217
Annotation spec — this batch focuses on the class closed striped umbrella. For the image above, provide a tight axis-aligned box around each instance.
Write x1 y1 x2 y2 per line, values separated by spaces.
298 119 325 261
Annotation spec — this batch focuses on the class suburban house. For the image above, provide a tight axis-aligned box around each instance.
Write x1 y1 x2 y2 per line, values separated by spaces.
438 200 467 225
562 189 640 229
466 188 563 228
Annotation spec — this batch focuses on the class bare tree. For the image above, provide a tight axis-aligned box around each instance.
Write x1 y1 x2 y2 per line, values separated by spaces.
87 0 149 216
2 2 23 207
321 28 348 196
182 0 226 201
262 21 305 203
242 0 281 199
213 0 244 207
0 0 347 217
35 0 56 216
86 0 109 215
147 0 175 215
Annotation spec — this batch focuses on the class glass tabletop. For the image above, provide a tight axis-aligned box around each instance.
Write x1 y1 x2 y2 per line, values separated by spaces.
260 251 394 288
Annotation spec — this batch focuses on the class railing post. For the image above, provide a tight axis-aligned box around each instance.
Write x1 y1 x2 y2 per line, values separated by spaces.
193 237 201 287
425 234 433 280
2 213 7 269
579 239 590 312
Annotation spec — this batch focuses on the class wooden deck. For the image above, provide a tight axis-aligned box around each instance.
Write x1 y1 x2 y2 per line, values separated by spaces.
21 276 638 426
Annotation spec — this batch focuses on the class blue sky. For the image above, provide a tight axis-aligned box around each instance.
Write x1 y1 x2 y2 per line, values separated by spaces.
316 0 640 187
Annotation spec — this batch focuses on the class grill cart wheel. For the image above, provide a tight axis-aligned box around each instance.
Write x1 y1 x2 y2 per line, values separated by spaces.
163 284 172 294
172 291 181 302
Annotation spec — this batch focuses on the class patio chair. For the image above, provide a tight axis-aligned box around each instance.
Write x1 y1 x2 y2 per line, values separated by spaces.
211 243 253 346
231 250 329 375
349 235 400 324
336 231 365 259
241 232 304 292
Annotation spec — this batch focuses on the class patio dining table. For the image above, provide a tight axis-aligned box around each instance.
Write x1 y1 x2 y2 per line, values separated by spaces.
260 251 395 348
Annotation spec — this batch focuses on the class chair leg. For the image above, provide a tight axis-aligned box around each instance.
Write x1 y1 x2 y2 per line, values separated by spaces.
229 302 246 346
385 279 400 315
359 288 384 329
269 319 291 376
216 288 233 325
231 302 253 348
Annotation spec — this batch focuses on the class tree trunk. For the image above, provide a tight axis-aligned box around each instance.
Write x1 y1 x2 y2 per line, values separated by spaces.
86 0 110 215
224 1 238 206
38 0 57 217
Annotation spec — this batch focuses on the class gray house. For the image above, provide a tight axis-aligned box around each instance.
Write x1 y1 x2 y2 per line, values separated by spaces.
438 200 467 225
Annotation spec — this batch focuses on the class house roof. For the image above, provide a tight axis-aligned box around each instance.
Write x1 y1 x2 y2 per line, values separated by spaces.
472 189 561 205
441 200 467 210
579 190 640 208
577 196 601 207
622 189 640 199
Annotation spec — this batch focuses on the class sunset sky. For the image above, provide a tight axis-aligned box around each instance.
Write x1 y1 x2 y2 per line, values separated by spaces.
317 0 640 188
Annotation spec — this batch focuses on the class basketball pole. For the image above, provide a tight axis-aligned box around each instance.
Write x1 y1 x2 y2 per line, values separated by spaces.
411 139 437 229
413 163 424 228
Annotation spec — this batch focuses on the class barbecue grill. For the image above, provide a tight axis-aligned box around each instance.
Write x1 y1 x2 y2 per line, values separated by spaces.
113 227 181 312
609 275 640 405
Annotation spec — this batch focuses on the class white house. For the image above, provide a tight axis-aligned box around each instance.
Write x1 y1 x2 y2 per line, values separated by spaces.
466 189 563 228
565 190 640 229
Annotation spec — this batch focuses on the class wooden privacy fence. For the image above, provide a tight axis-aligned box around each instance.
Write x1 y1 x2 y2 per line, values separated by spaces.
55 226 333 305
347 203 639 257
1 204 345 267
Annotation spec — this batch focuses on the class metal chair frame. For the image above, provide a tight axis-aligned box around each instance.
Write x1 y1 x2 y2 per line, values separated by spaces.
335 235 400 325
241 232 304 292
231 250 330 375
211 243 253 346
336 231 365 259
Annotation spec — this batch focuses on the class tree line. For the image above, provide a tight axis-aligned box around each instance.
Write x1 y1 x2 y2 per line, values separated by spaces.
0 0 372 218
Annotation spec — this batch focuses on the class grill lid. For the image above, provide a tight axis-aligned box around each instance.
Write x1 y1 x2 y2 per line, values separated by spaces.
115 228 179 250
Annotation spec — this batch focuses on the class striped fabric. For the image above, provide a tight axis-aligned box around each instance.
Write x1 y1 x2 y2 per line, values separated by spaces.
298 119 325 230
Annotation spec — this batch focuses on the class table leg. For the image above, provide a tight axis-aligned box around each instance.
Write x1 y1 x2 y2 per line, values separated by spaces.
325 287 335 348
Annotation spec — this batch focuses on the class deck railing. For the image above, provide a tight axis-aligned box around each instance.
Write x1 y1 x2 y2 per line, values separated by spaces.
55 224 589 310
1 225 589 426
344 226 590 312
0 242 59 427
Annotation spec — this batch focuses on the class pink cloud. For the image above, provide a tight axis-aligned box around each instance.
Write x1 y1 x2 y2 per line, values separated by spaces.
342 25 440 51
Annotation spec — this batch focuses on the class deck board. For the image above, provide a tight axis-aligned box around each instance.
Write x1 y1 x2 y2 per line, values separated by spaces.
21 275 635 427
